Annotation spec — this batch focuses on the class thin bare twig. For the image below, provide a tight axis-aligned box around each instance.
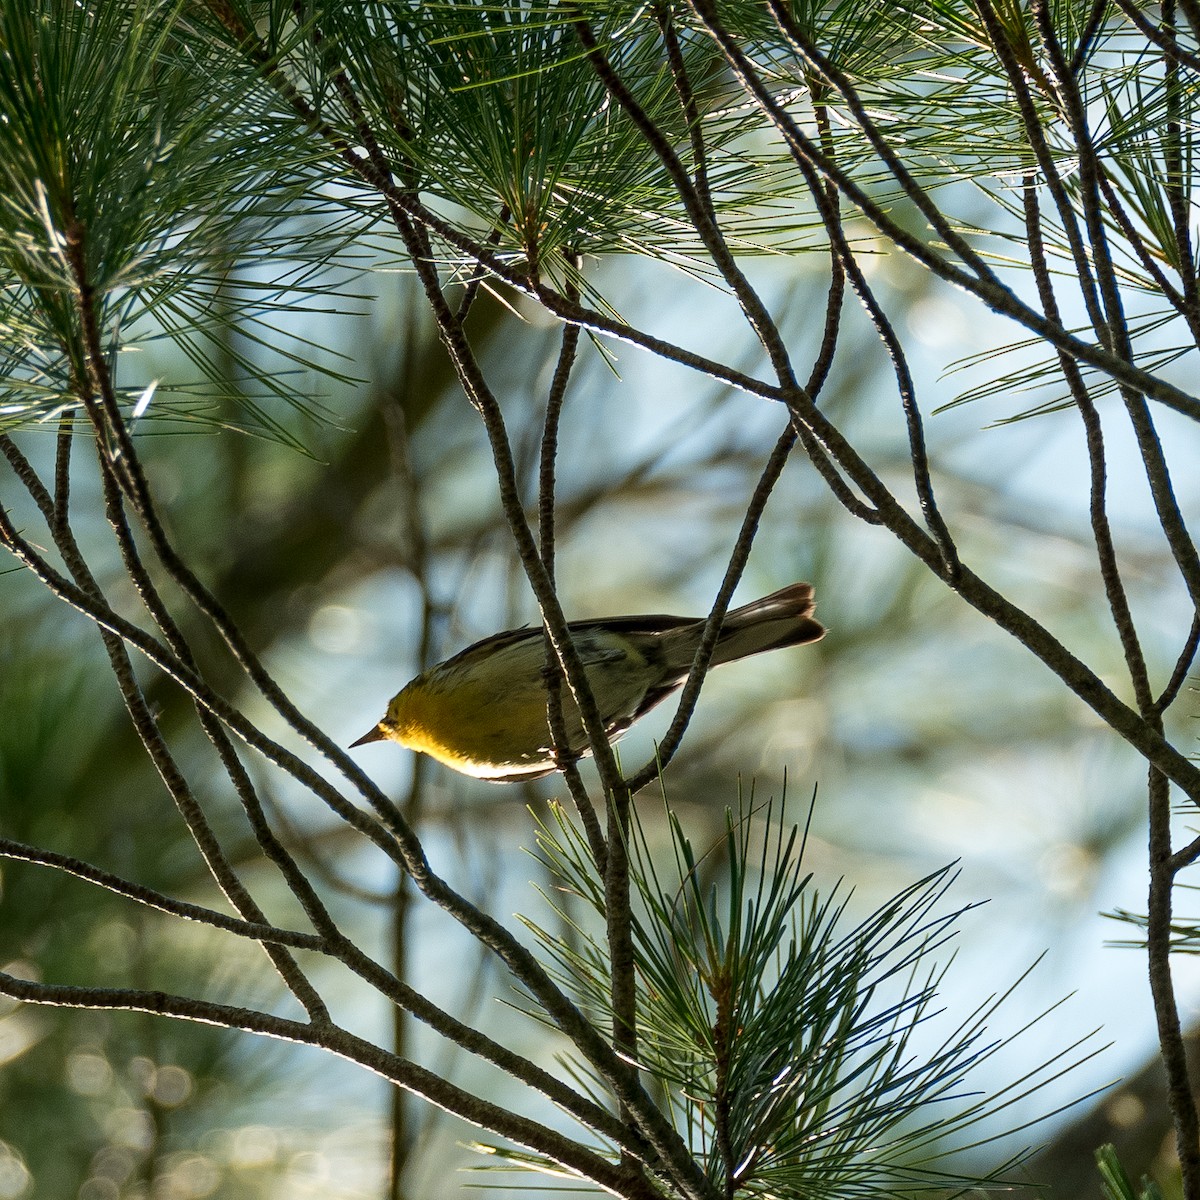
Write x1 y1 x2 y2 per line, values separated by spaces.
1094 169 1192 329
535 259 607 867
456 205 513 326
808 110 957 573
1021 181 1152 712
1155 612 1200 717
573 16 798 390
0 839 322 950
804 119 848 402
975 0 1109 342
1180 0 1200 44
759 0 997 284
1069 0 1113 75
654 3 714 217
624 423 798 793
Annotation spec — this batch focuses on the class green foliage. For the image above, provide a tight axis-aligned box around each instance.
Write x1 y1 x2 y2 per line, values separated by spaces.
0 0 359 440
1097 1143 1168 1200
317 1 818 277
4 0 1192 434
521 795 1097 1198
1105 891 1200 955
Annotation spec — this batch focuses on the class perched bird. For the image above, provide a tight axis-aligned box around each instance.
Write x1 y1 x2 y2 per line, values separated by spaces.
351 582 824 782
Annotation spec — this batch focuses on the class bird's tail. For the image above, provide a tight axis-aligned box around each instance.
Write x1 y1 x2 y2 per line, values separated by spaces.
707 582 824 666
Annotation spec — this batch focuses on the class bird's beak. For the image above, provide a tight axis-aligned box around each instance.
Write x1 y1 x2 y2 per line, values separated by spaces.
350 723 389 748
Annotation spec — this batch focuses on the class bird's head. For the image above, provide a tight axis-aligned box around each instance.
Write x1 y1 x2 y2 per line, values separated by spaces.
350 681 428 750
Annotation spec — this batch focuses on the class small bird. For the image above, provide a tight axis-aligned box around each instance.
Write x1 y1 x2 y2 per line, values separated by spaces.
351 582 824 782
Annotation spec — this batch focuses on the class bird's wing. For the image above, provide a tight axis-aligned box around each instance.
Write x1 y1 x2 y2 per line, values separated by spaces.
434 624 541 672
438 613 696 673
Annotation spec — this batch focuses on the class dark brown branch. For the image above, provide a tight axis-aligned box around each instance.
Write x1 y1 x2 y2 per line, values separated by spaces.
573 16 798 390
775 130 882 520
975 0 1108 342
804 114 848 404
429 174 1200 421
759 0 997 283
456 205 513 326
603 784 639 1137
657 8 878 536
1180 0 1200 43
1094 169 1192 327
1147 764 1200 1200
1169 825 1200 873
0 972 662 1200
713 971 736 1200
659 12 876 524
654 3 714 217
394 219 631 805
52 411 74 538
809 127 957 571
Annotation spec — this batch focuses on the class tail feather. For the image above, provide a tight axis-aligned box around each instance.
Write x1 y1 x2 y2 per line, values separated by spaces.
711 582 824 666
661 582 824 671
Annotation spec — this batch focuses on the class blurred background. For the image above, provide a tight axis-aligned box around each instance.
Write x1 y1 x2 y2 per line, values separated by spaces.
1 224 1199 1200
